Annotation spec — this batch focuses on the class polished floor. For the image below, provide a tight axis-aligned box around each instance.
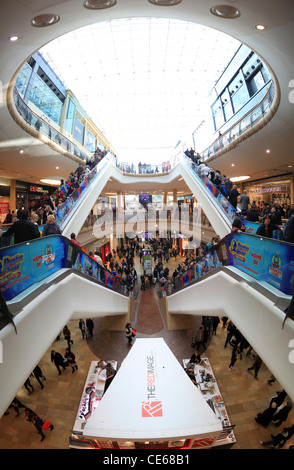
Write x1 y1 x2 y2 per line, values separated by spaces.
0 251 293 450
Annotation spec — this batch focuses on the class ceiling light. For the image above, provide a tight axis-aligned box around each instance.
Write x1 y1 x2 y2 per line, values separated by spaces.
148 0 182 5
230 176 250 182
255 24 267 31
266 149 271 153
9 35 19 42
56 166 59 170
231 163 235 167
31 14 60 28
40 179 60 186
83 0 117 9
19 149 24 154
210 5 241 18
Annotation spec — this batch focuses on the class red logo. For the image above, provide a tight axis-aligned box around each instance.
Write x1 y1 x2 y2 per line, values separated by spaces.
191 437 216 448
142 401 163 417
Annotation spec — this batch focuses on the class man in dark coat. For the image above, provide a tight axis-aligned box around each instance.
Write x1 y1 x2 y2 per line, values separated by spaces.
2 209 40 244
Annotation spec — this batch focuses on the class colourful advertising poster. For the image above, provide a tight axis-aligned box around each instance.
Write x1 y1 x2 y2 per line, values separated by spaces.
29 236 67 284
262 240 294 295
243 220 261 234
0 244 32 300
226 233 264 280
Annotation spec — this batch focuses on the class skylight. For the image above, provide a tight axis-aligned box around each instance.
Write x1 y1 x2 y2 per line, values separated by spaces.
40 17 240 163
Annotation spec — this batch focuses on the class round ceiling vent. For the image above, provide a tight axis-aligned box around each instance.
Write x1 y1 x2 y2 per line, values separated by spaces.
148 0 182 5
210 5 241 19
31 14 60 27
83 0 117 9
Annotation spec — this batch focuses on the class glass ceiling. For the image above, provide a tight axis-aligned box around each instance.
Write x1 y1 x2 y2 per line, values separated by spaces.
40 17 240 163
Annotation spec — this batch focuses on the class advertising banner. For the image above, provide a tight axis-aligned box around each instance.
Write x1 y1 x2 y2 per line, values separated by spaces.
0 243 32 301
262 239 294 295
226 233 264 280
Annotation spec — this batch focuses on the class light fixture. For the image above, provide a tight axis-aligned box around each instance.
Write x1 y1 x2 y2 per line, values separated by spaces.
231 163 235 167
266 149 271 153
83 0 117 9
31 14 60 28
255 24 267 31
148 0 182 5
19 149 24 154
40 179 60 186
230 176 250 182
56 166 59 170
9 35 19 42
210 5 241 18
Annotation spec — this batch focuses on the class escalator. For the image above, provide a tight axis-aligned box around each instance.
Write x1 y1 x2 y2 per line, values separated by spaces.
0 235 130 417
162 232 294 401
178 154 261 238
55 154 113 238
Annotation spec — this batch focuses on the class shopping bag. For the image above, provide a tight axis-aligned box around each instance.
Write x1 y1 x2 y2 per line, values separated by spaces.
42 420 51 431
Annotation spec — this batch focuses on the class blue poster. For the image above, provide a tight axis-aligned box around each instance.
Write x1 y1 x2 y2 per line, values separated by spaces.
262 240 294 295
29 236 67 284
0 244 32 301
226 233 264 280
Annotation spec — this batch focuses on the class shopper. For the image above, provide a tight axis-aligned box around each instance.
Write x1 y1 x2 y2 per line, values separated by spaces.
255 401 278 427
2 208 40 244
247 355 262 379
25 407 54 442
51 350 66 375
271 401 293 427
33 365 46 389
63 325 73 349
228 344 241 371
65 348 78 373
86 318 94 338
260 425 294 448
5 397 25 417
189 350 201 365
79 319 86 339
270 389 287 408
24 376 34 395
102 362 116 395
125 323 135 344
42 214 62 236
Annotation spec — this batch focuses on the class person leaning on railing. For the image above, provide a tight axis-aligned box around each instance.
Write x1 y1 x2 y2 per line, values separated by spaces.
1 208 40 244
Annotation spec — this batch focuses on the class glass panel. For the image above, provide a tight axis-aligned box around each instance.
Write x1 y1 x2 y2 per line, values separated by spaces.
15 62 32 97
28 74 63 125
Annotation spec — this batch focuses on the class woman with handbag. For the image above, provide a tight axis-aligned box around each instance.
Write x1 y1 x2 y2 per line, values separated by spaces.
25 407 54 441
125 323 136 344
64 348 78 373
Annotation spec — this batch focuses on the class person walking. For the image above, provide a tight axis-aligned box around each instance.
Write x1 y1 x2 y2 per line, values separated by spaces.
25 407 54 442
33 365 46 389
271 401 293 427
247 355 262 379
255 402 278 427
51 350 66 375
102 362 116 395
228 344 241 371
79 319 86 339
63 325 73 349
4 397 25 417
24 376 34 395
125 323 135 344
65 348 78 373
260 425 294 448
86 318 94 338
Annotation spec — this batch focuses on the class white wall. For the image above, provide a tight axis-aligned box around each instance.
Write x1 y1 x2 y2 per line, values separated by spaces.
168 270 294 401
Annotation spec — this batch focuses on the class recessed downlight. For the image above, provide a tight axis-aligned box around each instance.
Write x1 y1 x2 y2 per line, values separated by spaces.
31 14 60 28
9 35 19 42
210 5 241 18
255 24 267 31
148 0 182 5
83 0 117 9
40 179 60 186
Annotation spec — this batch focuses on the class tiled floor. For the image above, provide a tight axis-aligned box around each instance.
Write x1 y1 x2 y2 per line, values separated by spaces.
0 251 293 450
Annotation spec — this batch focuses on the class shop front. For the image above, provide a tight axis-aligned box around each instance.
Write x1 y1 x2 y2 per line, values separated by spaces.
15 181 56 212
243 176 292 208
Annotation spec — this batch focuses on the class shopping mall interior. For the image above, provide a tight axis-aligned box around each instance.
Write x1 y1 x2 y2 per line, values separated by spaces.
0 0 294 454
